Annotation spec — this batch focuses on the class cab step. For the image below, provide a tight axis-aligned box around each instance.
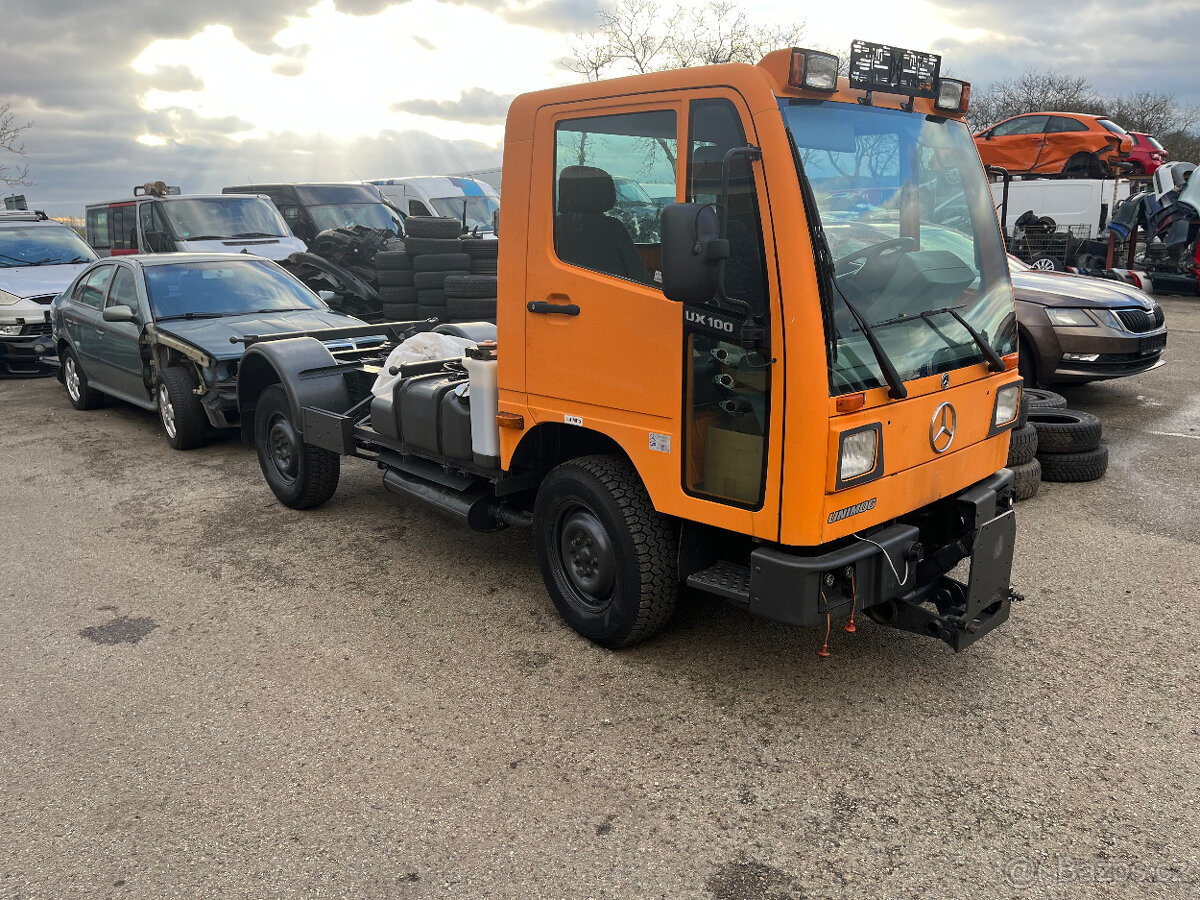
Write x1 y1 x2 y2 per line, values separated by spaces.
686 562 751 605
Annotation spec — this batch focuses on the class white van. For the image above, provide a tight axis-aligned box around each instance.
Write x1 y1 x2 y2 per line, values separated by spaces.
85 183 305 261
990 177 1134 237
368 176 499 234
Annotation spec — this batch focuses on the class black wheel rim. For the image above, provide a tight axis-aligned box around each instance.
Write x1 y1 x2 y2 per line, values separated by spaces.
267 412 299 484
555 504 616 609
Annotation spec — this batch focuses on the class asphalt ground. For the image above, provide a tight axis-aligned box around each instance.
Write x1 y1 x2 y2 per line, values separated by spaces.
2 298 1198 899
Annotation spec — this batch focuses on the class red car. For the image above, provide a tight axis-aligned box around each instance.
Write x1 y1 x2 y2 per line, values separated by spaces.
975 112 1133 177
1126 132 1168 175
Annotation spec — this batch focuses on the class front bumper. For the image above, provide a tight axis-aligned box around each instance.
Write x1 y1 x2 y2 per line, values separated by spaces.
1050 326 1167 382
0 329 57 377
693 470 1018 652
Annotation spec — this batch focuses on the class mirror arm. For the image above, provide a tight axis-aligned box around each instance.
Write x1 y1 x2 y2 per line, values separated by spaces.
714 145 763 337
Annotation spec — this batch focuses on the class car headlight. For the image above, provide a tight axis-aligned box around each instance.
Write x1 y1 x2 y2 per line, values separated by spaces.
1046 308 1096 327
1090 309 1122 329
993 383 1021 428
838 425 880 483
0 289 22 307
0 324 23 335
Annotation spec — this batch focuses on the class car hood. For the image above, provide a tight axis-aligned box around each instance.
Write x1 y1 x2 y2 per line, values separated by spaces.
1010 269 1156 309
154 309 365 360
0 262 91 299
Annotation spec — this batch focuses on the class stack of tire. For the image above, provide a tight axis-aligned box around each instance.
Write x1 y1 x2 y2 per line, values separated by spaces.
1007 389 1041 501
374 216 470 322
1026 388 1108 484
444 238 498 323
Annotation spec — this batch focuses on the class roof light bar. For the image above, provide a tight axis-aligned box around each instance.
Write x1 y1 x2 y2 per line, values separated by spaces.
788 48 839 93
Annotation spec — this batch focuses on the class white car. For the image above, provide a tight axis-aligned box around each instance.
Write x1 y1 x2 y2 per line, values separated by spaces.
0 211 98 376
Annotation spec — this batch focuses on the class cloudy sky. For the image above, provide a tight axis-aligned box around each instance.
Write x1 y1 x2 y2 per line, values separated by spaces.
2 0 1196 218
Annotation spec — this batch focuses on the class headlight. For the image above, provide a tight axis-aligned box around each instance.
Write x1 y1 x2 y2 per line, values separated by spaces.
839 426 879 482
1046 308 1096 327
993 384 1021 428
0 289 22 307
1090 309 1122 329
0 324 22 335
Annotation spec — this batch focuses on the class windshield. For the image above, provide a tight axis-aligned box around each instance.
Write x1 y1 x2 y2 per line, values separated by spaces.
0 225 97 268
613 178 653 205
145 259 325 319
160 197 289 241
306 202 401 236
780 100 1016 394
428 195 499 231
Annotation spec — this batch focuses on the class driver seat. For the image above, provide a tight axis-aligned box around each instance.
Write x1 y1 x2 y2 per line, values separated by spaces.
555 166 647 283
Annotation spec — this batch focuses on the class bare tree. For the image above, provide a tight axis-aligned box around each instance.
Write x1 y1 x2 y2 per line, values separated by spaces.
1 101 32 189
566 0 804 82
967 70 1100 132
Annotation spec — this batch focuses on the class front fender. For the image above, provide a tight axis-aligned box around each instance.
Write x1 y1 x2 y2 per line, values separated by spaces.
236 336 351 443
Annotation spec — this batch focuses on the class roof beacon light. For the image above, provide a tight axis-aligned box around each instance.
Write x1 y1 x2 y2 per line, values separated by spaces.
935 78 970 115
789 48 839 93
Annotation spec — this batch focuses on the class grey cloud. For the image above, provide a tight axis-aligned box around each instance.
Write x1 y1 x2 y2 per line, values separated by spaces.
145 66 205 93
392 88 515 124
502 0 606 32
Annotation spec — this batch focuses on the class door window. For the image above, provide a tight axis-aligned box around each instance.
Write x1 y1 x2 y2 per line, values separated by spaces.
992 116 1050 137
110 206 136 250
408 200 431 216
682 98 770 508
78 266 115 309
87 209 110 250
105 266 138 314
553 109 677 285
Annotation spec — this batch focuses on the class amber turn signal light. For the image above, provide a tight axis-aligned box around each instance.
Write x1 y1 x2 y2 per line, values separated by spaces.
836 393 866 413
496 411 525 430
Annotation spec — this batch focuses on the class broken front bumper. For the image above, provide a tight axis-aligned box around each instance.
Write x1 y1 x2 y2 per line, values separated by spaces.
0 331 57 377
692 470 1018 652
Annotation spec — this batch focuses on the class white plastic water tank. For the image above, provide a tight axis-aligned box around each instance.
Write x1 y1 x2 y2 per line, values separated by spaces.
463 341 500 468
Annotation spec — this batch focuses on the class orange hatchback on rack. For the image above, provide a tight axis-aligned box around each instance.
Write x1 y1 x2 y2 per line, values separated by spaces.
974 112 1133 177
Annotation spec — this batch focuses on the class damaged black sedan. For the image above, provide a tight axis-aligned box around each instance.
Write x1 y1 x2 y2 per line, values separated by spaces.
51 253 382 449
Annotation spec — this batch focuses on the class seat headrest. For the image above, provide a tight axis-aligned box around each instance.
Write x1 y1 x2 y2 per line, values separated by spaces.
559 166 616 214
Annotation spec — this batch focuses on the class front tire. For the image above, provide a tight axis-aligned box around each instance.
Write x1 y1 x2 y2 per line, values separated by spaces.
254 384 340 509
61 346 103 410
156 366 209 450
534 455 678 649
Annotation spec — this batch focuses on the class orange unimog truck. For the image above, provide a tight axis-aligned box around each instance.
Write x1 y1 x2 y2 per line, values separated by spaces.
236 41 1024 653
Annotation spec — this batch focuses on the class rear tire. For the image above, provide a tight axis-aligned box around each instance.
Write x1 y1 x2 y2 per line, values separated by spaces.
254 385 340 509
534 455 678 648
156 366 209 451
61 346 104 410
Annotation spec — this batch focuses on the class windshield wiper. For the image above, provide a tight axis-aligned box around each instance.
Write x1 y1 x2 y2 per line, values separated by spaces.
231 232 281 238
155 312 226 322
251 307 314 314
873 306 1005 372
182 235 230 241
835 289 909 399
0 254 57 266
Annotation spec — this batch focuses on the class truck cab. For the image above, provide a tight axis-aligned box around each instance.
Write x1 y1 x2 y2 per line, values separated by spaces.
239 42 1023 654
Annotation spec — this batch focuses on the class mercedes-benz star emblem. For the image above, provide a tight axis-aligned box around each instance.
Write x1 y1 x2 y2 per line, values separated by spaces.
930 402 957 453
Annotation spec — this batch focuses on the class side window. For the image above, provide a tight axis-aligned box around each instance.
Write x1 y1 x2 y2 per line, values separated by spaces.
409 200 431 216
553 109 677 285
1048 116 1088 133
106 266 138 313
78 266 115 309
992 115 1049 137
110 206 135 250
683 98 770 508
88 209 111 250
139 202 154 244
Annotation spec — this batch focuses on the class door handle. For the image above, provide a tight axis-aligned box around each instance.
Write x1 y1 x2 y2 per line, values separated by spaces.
527 301 580 316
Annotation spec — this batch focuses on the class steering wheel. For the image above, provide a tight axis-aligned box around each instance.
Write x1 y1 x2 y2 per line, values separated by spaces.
834 237 916 273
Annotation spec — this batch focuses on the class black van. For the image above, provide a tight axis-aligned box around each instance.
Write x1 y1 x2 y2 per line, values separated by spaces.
221 183 405 246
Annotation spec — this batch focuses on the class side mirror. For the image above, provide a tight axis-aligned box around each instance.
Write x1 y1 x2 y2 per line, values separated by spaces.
102 304 136 323
660 203 726 304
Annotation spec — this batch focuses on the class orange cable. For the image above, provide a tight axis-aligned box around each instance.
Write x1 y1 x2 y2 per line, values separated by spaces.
818 596 831 659
845 572 857 634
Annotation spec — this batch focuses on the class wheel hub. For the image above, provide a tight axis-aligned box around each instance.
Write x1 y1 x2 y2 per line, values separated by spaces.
158 385 176 438
65 357 80 402
268 416 298 480
558 507 616 604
